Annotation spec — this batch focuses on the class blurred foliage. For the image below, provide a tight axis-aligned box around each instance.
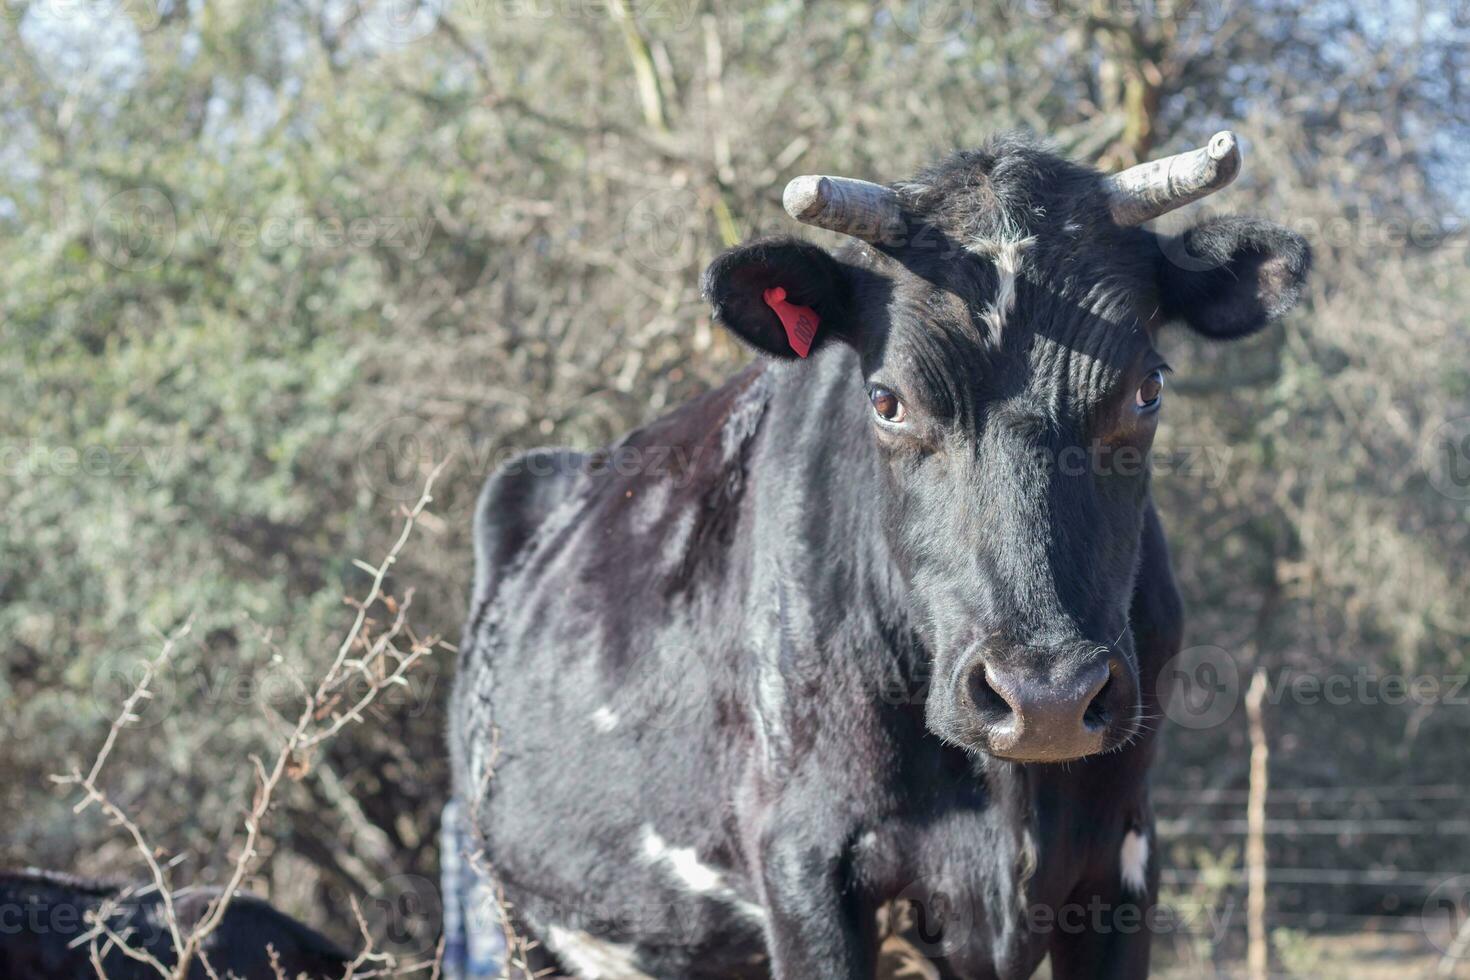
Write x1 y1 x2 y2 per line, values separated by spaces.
2 0 1469 961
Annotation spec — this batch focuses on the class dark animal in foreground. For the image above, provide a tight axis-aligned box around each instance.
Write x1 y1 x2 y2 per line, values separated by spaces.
449 131 1310 978
0 868 352 980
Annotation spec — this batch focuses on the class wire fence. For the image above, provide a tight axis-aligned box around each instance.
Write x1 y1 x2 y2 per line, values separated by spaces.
1154 783 1470 977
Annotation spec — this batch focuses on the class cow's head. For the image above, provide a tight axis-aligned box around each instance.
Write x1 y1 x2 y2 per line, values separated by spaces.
704 132 1310 763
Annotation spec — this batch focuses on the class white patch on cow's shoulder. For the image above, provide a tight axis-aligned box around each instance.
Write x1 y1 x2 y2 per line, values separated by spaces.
969 234 1035 343
544 926 654 980
641 826 722 892
640 826 767 923
590 706 620 732
1120 829 1150 894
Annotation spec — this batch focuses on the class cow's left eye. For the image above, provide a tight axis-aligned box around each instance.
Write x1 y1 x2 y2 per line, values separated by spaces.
870 386 906 423
1135 370 1164 411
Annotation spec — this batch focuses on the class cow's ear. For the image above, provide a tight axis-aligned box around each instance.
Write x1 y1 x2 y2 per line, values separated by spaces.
702 237 852 360
1155 216 1311 339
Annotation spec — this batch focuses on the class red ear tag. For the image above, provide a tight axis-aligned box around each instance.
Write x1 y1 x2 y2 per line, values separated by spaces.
762 287 820 358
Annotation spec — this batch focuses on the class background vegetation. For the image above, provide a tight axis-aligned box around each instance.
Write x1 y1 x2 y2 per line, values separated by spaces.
3 0 1469 973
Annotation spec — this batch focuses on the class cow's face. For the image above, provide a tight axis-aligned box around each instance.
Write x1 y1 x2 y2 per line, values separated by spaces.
705 134 1310 763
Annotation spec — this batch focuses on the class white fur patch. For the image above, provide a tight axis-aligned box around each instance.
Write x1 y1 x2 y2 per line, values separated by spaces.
544 926 654 980
1120 829 1150 894
640 826 767 922
969 235 1035 342
590 707 620 732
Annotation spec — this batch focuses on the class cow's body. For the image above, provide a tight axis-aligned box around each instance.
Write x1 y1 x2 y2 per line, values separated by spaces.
450 356 1179 979
0 869 352 980
449 132 1306 979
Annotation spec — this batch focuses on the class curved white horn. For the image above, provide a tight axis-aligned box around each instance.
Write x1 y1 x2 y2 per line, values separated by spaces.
782 175 904 244
1106 131 1242 226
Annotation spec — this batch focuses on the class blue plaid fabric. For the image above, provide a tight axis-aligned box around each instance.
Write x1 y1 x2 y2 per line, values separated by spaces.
440 799 508 980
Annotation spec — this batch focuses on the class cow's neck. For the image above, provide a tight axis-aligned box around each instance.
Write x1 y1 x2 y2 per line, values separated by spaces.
751 348 911 617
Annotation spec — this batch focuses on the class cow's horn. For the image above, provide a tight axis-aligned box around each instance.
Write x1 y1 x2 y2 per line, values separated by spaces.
782 175 904 244
1105 131 1242 226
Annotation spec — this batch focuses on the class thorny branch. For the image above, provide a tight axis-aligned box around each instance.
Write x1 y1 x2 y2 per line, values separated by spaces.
53 463 451 979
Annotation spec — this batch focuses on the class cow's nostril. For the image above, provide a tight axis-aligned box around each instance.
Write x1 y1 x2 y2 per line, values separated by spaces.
969 666 1012 721
1083 672 1112 730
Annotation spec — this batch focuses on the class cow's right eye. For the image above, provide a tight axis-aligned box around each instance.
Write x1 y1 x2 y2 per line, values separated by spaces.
870 386 906 423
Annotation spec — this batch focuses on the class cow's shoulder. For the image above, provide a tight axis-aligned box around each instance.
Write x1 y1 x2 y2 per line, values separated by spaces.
525 363 775 598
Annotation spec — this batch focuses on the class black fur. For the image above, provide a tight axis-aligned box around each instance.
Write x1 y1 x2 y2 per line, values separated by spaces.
1155 216 1312 338
0 868 352 980
702 238 855 359
449 132 1309 979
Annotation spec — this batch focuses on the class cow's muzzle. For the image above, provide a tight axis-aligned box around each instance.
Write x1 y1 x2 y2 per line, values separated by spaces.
938 644 1139 763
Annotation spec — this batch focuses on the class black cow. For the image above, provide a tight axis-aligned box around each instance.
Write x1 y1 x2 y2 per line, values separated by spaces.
449 131 1309 979
0 868 352 979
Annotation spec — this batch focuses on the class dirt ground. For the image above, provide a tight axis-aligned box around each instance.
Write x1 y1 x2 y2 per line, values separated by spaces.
1151 930 1468 979
874 930 1469 979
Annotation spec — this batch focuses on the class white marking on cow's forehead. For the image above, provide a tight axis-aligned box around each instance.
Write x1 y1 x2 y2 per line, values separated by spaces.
969 233 1036 344
544 925 654 980
590 706 619 732
640 826 767 923
1121 828 1150 895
